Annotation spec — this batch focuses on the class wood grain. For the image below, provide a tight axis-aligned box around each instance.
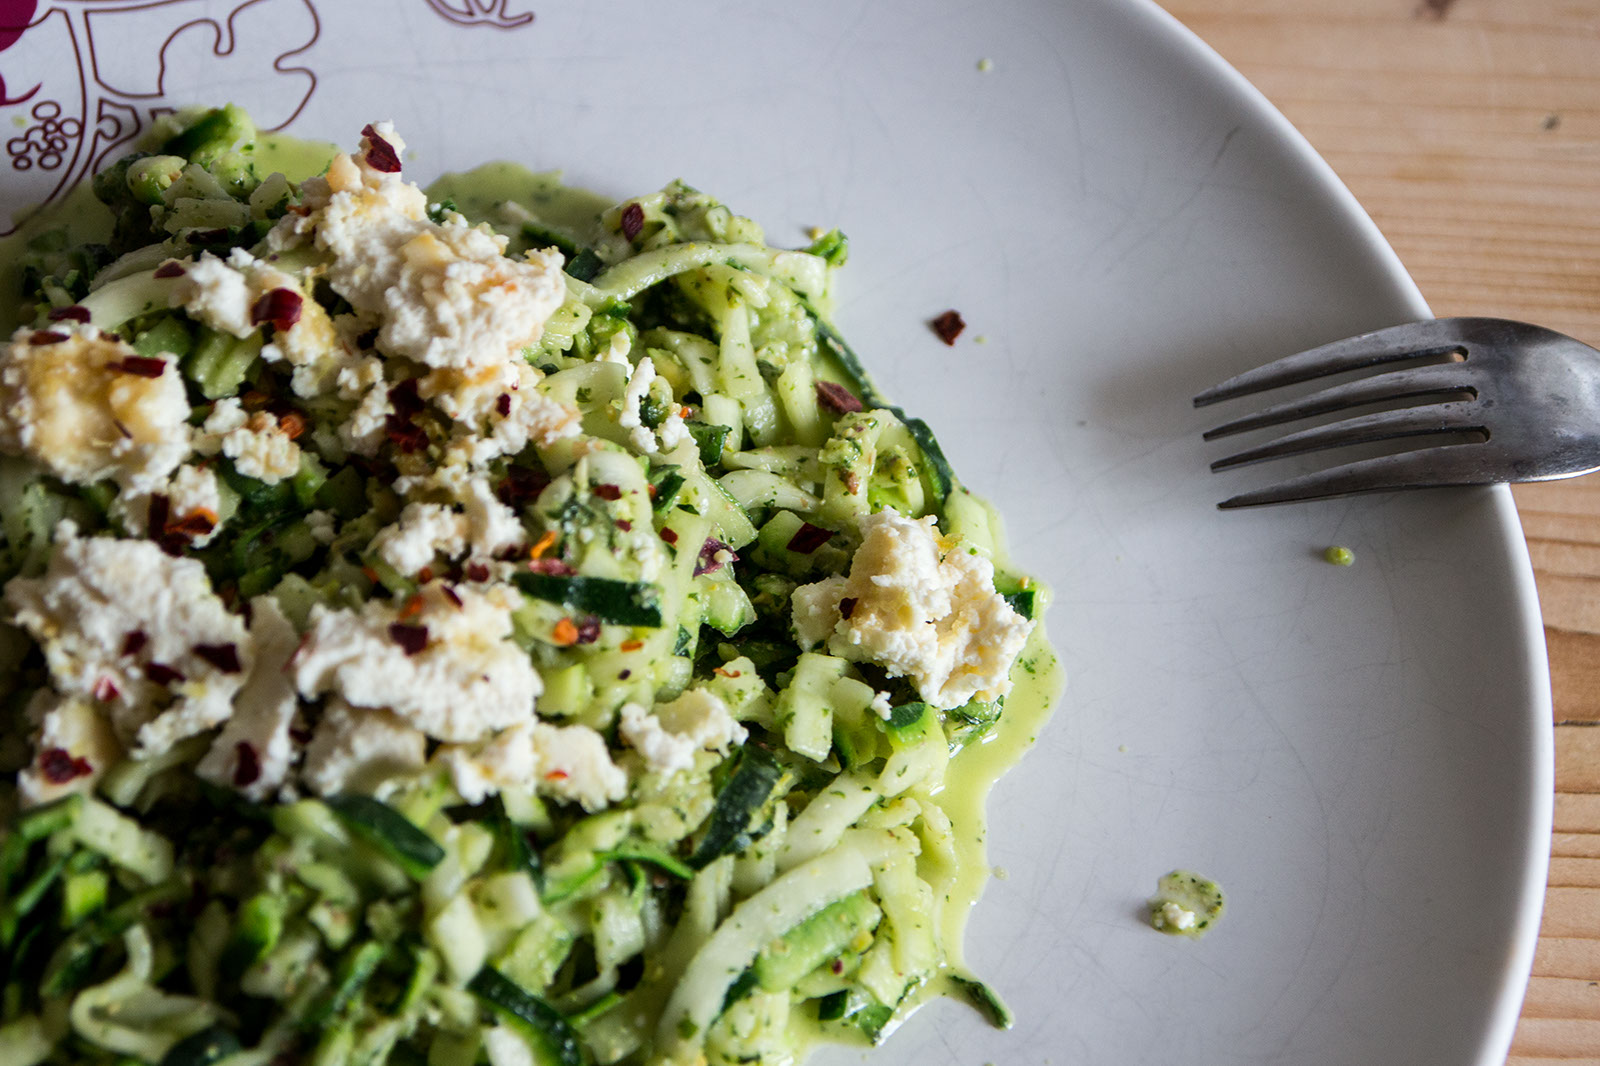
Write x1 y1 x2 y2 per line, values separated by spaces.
1160 1 1600 1060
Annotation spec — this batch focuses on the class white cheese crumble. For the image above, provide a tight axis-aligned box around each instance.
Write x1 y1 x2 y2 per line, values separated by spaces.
0 326 191 492
301 699 427 798
276 123 566 372
196 597 301 801
790 508 1032 710
619 690 747 776
199 400 301 484
16 693 123 807
372 502 467 576
4 524 250 757
171 250 257 337
1153 901 1197 932
112 463 227 548
439 719 627 812
613 355 688 455
291 581 540 743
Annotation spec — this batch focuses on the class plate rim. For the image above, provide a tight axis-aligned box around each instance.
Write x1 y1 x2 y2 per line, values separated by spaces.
1117 0 1555 1058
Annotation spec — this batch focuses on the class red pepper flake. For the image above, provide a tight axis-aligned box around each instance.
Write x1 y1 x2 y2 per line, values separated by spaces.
388 622 429 655
39 747 92 784
30 330 68 345
694 538 735 577
389 378 425 417
289 725 314 745
550 618 579 647
47 305 89 323
250 288 303 333
92 676 120 702
815 380 863 414
575 617 601 645
398 596 425 620
441 584 464 608
528 530 558 559
187 228 231 245
121 630 148 657
839 596 858 620
930 309 966 345
417 567 434 584
618 669 631 680
361 123 403 173
713 666 742 679
495 392 512 417
147 495 171 539
465 562 491 583
785 522 834 554
153 260 187 279
497 465 551 507
277 411 307 441
110 356 168 378
620 639 644 653
385 378 429 452
544 768 570 781
526 557 575 576
145 662 186 685
194 643 242 674
616 519 633 532
385 418 428 453
593 483 622 501
167 509 218 539
660 528 679 545
233 742 261 787
831 957 845 975
620 202 644 241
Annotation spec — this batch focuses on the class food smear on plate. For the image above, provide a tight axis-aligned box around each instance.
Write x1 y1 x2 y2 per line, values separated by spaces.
1148 870 1226 939
1323 545 1355 566
0 107 1062 1066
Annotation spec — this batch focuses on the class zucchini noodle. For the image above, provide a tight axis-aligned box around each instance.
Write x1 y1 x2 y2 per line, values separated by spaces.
0 106 1062 1065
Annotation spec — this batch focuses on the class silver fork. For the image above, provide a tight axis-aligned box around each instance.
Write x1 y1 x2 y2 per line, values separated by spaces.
1193 317 1600 509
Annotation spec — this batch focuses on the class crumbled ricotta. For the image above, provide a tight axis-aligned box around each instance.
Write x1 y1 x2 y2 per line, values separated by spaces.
16 693 123 807
339 370 392 457
291 581 539 743
439 719 626 811
300 699 427 798
372 502 467 576
306 509 337 545
1154 901 1197 932
171 250 258 337
421 361 580 465
619 690 747 776
790 508 1032 710
112 463 227 548
209 404 301 484
276 123 566 371
0 325 191 491
196 597 301 801
4 524 250 756
613 354 688 455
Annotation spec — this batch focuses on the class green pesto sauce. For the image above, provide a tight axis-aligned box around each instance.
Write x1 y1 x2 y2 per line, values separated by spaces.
1148 870 1225 939
1 135 1069 1054
0 130 335 336
425 161 613 250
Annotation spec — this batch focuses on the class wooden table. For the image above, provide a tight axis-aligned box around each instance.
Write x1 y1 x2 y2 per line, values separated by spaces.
1163 1 1600 1059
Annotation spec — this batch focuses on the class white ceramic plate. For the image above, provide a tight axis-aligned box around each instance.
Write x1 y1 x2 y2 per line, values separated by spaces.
0 0 1552 1063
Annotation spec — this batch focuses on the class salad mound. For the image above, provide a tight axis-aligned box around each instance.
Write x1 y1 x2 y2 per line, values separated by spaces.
0 107 1057 1066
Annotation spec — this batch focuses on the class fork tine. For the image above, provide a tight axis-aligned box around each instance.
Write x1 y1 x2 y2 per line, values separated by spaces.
1209 402 1484 471
1202 363 1477 440
1193 319 1467 408
1217 444 1497 508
